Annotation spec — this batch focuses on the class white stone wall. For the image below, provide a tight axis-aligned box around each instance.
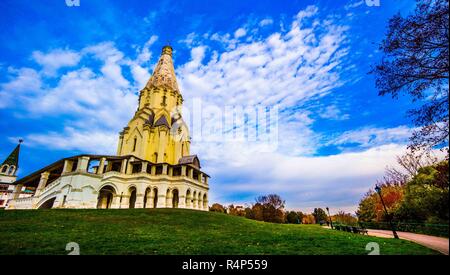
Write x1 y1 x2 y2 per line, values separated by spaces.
7 170 209 211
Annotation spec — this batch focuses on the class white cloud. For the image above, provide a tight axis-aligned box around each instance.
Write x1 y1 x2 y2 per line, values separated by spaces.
208 144 410 213
32 49 81 75
170 7 421 212
25 127 117 154
26 67 136 129
319 105 349 120
179 32 198 46
1 41 141 148
0 68 42 108
84 42 130 87
129 63 151 89
295 5 319 22
259 18 273 27
327 126 413 148
179 10 348 111
178 5 350 158
234 28 247 38
136 35 158 64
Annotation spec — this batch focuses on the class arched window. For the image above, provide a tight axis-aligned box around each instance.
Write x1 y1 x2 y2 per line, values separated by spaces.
8 165 15 175
1 165 8 173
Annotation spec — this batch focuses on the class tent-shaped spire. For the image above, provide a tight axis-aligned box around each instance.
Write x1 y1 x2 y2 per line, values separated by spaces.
145 45 180 92
2 139 22 168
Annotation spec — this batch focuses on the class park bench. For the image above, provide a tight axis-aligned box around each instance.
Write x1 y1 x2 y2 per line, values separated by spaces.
360 228 368 235
334 224 368 235
351 226 368 235
357 225 368 235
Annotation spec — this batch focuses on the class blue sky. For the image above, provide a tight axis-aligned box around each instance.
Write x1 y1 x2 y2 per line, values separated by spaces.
0 0 426 213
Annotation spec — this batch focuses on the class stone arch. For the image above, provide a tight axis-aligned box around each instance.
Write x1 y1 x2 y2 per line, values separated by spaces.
172 189 179 208
198 192 203 210
128 186 137 209
185 189 192 208
97 185 116 209
38 197 56 209
98 182 119 194
152 187 158 208
203 193 208 209
143 187 152 208
192 191 197 209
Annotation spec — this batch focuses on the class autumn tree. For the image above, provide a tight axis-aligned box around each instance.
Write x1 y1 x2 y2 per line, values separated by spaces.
372 0 449 153
396 160 449 222
332 211 358 226
356 190 378 222
302 214 316 224
286 211 301 224
245 203 264 221
297 211 305 224
356 184 404 222
209 203 226 213
384 149 438 185
254 194 285 223
227 204 245 216
312 208 328 224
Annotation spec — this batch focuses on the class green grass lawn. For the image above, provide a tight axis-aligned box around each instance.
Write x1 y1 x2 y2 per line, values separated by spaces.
0 208 439 255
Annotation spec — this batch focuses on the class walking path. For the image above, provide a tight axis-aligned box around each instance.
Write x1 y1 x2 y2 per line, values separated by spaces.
323 226 449 254
366 229 449 255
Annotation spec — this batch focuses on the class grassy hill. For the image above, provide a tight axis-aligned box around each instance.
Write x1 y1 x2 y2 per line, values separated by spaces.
0 208 439 255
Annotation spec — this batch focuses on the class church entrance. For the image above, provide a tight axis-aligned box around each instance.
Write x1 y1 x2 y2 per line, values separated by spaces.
129 187 137 209
97 186 115 209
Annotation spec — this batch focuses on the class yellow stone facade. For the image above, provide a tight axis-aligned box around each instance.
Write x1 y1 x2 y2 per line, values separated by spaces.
117 46 190 165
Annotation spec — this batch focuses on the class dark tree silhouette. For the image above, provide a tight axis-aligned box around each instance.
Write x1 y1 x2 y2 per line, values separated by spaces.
372 0 449 153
